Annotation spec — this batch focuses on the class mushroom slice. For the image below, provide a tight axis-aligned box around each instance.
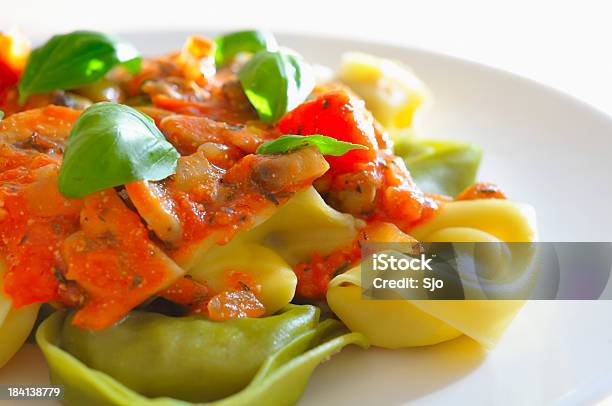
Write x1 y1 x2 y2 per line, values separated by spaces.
125 180 183 245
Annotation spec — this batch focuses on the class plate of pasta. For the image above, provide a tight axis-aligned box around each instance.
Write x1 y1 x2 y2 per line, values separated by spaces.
1 29 612 405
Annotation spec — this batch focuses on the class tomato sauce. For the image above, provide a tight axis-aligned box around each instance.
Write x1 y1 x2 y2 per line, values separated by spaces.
279 91 444 232
61 190 184 329
456 182 507 201
0 158 81 306
0 37 461 329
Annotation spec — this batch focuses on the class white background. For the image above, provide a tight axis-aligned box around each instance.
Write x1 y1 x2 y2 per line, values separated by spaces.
2 0 612 116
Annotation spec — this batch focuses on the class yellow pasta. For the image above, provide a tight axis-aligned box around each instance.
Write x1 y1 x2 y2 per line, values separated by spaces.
328 267 463 348
339 52 431 131
0 260 40 368
327 199 537 349
411 199 538 243
189 244 296 315
189 187 360 312
234 186 360 265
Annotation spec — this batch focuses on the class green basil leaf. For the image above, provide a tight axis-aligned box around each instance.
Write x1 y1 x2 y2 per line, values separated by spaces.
0 111 4 120
395 138 482 196
238 50 314 123
18 31 141 104
256 134 368 156
58 103 179 198
214 30 277 66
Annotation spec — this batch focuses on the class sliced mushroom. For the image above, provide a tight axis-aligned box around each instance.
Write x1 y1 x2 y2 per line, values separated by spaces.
52 91 93 110
324 170 382 216
250 146 330 194
124 180 183 245
160 114 267 155
174 148 223 202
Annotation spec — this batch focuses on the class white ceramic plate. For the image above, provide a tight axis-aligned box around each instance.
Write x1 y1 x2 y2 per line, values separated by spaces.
1 31 612 406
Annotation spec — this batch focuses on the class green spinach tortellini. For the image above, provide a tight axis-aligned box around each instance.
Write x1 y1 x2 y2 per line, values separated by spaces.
37 305 367 406
395 138 482 197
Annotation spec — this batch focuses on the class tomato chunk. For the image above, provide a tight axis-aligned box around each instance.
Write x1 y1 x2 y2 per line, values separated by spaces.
0 60 18 95
207 289 265 321
0 31 29 95
0 105 80 144
277 90 379 172
61 190 184 329
160 277 211 314
456 182 507 200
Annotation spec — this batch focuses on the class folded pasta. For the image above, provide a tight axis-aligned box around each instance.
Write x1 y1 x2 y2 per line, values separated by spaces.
187 187 359 314
339 51 431 131
327 199 538 349
37 305 367 406
395 138 482 197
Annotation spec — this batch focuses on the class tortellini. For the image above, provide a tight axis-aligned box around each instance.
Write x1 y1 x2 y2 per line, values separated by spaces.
231 186 360 265
339 52 431 132
0 259 40 368
395 138 482 197
190 244 296 315
327 199 537 349
37 305 367 406
411 199 538 243
189 187 359 312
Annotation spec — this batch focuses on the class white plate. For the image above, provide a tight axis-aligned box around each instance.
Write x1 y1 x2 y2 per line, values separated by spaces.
2 31 612 406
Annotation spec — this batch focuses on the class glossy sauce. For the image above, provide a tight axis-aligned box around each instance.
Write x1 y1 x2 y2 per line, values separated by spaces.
0 37 487 328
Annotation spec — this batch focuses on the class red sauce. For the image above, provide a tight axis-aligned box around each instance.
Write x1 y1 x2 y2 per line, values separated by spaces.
160 270 265 319
159 276 211 313
0 178 81 307
207 289 265 321
152 95 257 125
171 149 327 262
456 182 506 201
0 108 82 307
0 40 454 327
293 225 372 300
278 90 443 232
61 190 182 329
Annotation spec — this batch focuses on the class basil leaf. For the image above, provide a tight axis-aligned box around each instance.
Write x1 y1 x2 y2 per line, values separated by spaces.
256 134 367 156
58 103 179 198
395 138 482 196
214 30 277 66
238 50 314 123
18 31 141 104
0 111 4 120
